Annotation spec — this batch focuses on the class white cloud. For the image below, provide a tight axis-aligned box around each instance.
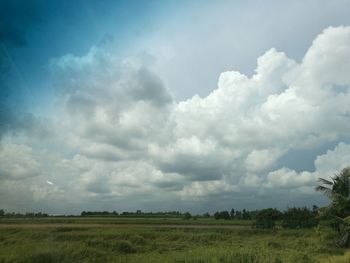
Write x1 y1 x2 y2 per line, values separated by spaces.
264 168 314 189
263 142 350 194
0 143 40 179
245 148 284 172
2 26 350 212
314 142 350 176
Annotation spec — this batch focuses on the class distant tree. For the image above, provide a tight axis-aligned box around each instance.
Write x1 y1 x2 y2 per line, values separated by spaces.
242 209 251 220
214 212 220 220
282 207 318 229
255 208 283 229
184 212 192 220
230 209 235 219
25 212 34 218
221 211 230 220
249 210 258 220
0 209 4 217
214 211 230 220
202 212 210 217
235 210 242 220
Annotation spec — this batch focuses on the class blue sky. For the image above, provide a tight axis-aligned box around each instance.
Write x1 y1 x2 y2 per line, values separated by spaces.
2 0 180 112
1 0 350 214
4 0 350 110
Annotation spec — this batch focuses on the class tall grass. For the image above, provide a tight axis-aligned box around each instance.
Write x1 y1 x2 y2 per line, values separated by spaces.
0 220 348 262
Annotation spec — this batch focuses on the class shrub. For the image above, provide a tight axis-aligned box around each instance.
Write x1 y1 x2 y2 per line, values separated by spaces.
282 207 318 229
214 211 231 220
255 208 283 229
184 212 192 220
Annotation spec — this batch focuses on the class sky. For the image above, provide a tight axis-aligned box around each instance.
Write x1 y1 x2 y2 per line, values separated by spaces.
1 0 350 214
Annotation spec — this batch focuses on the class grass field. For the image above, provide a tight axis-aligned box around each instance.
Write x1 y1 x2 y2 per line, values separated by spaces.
1 217 350 263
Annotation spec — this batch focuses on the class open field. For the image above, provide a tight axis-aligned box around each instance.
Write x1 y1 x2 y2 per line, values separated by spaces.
1 217 350 263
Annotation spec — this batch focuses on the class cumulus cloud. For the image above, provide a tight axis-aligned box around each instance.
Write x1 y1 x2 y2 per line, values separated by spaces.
1 26 350 212
0 143 40 179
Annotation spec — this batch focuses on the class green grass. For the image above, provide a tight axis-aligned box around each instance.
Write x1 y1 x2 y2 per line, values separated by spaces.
0 218 348 262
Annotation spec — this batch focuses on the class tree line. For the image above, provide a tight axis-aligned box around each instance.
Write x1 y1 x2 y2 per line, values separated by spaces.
81 210 183 217
0 206 317 224
0 210 49 218
212 206 318 229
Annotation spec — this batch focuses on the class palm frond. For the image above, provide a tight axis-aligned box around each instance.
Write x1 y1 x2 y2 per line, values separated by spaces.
315 185 332 197
317 177 333 185
343 215 350 223
332 215 346 223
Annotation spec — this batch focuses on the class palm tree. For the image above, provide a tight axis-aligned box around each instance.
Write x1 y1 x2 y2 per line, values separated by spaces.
316 167 350 217
316 167 350 247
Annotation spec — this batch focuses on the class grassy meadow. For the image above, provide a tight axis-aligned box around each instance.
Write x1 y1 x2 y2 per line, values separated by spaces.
1 217 350 263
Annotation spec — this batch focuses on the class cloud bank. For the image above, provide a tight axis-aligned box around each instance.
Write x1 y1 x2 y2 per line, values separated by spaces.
1 26 350 213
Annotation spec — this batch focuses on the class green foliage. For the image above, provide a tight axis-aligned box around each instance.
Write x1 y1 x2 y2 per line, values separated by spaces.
230 209 235 219
316 166 350 247
183 212 192 220
282 207 318 229
255 208 283 229
316 167 350 218
214 211 230 220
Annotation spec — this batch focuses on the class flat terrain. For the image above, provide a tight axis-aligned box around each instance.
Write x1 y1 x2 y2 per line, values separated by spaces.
1 217 350 262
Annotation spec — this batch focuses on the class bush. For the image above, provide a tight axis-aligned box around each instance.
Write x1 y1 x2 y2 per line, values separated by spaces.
255 208 283 229
214 211 231 220
184 212 192 220
282 207 318 229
